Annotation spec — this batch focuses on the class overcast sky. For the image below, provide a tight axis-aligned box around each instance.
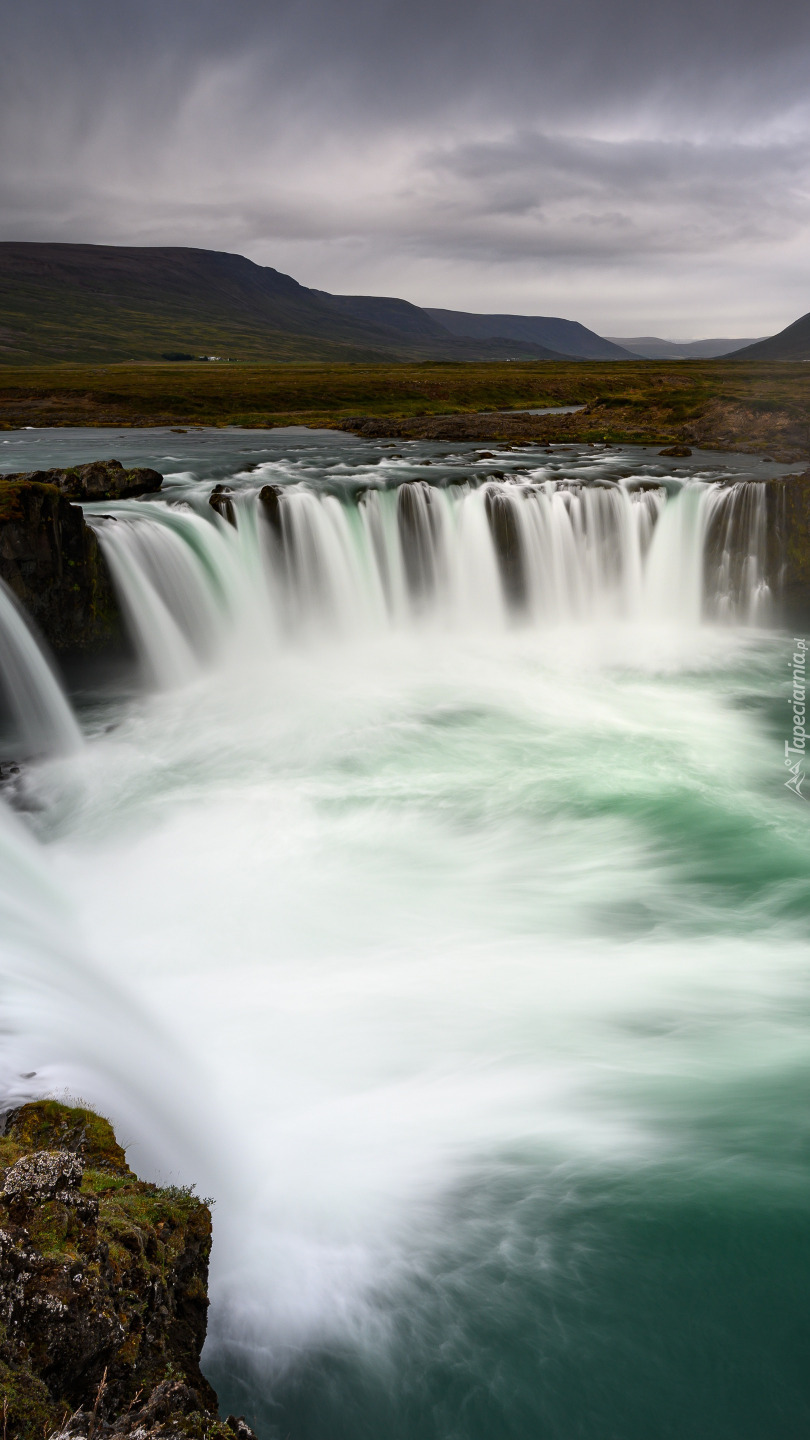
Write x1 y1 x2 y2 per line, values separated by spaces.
2 0 810 336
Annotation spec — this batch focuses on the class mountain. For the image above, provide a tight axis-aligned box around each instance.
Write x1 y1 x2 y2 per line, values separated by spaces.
426 309 636 360
730 312 810 361
0 244 567 364
312 291 566 357
606 336 762 360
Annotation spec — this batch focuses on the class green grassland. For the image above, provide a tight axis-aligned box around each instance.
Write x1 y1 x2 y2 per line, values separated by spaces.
0 359 808 458
0 266 386 364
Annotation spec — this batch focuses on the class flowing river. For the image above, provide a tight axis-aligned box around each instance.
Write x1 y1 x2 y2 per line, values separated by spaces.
0 428 808 1438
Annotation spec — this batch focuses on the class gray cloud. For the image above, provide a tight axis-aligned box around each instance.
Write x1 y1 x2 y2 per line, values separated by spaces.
2 0 810 334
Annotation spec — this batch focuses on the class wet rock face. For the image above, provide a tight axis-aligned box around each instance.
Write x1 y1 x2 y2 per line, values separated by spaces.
209 484 237 526
3 460 163 503
0 479 122 654
258 482 284 541
702 471 810 622
0 1101 257 1440
773 471 810 622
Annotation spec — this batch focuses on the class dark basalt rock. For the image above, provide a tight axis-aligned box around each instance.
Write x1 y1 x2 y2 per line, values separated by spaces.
0 479 122 653
769 470 810 622
258 483 284 541
52 1379 257 1438
659 445 692 457
3 460 163 502
700 471 810 622
209 485 236 526
0 1100 257 1440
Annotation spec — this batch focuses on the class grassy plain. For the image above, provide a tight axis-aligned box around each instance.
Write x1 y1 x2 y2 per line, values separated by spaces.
0 359 808 458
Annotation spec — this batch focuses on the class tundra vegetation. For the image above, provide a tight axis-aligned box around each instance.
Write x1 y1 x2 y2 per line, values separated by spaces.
0 361 807 461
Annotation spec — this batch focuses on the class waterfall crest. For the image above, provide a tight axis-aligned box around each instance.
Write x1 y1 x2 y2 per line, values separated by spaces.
90 476 775 687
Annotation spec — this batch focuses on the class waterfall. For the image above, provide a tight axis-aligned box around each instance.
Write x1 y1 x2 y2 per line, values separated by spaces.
0 580 82 757
88 477 775 688
702 480 773 622
90 502 272 687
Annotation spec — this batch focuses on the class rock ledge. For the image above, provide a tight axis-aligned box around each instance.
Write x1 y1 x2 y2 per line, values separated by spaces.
0 1100 257 1440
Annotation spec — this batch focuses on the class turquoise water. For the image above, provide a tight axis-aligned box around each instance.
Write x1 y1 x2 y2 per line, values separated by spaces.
0 429 808 1437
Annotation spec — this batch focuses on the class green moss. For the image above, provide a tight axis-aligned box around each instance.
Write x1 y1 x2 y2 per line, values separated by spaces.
6 1101 131 1175
26 1197 83 1260
0 1101 218 1428
0 1363 62 1439
0 478 60 523
0 1327 64 1440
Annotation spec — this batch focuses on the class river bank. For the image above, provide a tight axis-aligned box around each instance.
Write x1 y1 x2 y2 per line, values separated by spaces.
0 361 808 463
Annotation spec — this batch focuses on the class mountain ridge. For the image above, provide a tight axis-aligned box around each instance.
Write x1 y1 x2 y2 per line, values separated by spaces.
427 308 635 360
730 312 810 361
0 244 569 364
606 336 761 360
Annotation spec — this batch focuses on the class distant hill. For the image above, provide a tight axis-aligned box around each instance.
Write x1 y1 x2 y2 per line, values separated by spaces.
730 312 810 361
0 244 567 364
426 309 635 360
312 291 566 358
606 336 761 360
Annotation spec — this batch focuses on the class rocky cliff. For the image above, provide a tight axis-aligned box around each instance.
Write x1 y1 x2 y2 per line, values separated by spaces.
0 1099 257 1440
771 470 810 621
0 461 160 656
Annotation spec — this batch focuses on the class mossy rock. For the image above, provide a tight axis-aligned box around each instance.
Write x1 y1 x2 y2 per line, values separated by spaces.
3 1100 131 1175
0 1101 258 1439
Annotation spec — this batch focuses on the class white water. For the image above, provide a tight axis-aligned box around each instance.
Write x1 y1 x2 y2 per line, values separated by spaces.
0 447 802 1435
88 477 773 686
0 579 82 757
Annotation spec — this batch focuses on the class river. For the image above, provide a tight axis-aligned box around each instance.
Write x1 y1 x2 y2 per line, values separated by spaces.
0 428 808 1438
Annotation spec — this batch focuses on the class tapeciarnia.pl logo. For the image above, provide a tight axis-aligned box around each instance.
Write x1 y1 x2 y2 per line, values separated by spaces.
785 637 807 798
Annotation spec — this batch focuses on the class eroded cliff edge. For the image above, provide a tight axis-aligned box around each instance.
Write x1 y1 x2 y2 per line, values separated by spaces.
0 461 161 657
0 1100 256 1440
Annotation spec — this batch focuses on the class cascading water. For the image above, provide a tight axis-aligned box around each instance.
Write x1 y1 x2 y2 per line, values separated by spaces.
89 475 773 681
0 432 806 1440
702 479 774 621
0 579 82 756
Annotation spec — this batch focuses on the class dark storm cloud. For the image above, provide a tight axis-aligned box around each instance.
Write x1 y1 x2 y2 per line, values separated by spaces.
2 0 810 333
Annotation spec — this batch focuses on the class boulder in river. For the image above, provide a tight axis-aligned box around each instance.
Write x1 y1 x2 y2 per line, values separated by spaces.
2 460 163 502
209 485 236 526
258 483 284 541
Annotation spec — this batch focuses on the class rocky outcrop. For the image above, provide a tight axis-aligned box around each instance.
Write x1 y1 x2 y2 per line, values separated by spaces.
768 470 810 621
0 480 122 654
0 1100 257 1440
209 485 236 526
258 484 283 541
3 460 163 503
